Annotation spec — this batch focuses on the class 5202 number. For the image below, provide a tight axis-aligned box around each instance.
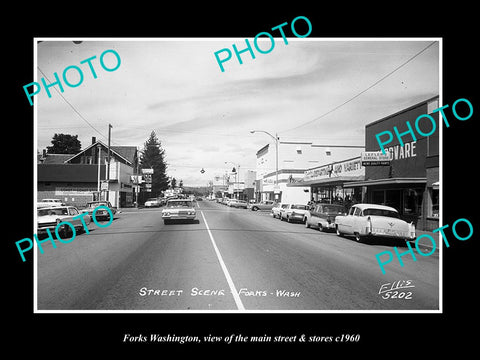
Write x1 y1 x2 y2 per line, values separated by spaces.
381 291 412 299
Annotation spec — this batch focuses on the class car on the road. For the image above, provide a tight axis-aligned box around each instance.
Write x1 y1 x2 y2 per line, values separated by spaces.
85 200 118 221
281 204 309 223
304 203 345 232
144 198 161 207
271 203 288 219
37 205 90 236
229 199 248 209
334 203 416 242
162 199 197 224
249 200 276 211
37 198 66 208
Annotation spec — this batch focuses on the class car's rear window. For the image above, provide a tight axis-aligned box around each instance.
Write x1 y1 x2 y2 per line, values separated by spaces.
363 208 400 218
38 208 68 216
322 205 344 213
291 205 308 210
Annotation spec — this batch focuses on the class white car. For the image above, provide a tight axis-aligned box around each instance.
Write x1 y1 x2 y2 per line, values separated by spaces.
281 204 309 223
144 198 161 207
162 199 196 224
334 203 415 242
37 205 90 236
37 198 65 208
271 203 287 219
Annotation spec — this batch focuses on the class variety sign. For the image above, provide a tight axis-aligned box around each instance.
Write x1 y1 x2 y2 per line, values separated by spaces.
304 157 364 182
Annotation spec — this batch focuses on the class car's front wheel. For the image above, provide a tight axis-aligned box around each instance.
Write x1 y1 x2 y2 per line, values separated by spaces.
252 206 258 211
354 232 363 242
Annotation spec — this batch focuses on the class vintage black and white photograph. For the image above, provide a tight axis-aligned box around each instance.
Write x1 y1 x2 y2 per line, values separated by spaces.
33 38 441 312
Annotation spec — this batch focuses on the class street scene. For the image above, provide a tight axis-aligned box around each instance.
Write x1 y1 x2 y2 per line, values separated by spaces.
37 200 439 311
35 39 440 311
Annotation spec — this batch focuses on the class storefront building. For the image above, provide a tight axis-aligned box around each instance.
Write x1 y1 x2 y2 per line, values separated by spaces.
288 156 365 208
345 96 439 231
254 140 360 202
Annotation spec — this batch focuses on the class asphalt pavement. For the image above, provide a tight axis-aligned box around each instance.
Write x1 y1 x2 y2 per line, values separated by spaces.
36 200 440 311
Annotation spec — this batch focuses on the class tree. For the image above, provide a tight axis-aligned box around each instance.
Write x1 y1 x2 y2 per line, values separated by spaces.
170 177 177 189
46 133 81 154
139 131 169 195
178 179 183 188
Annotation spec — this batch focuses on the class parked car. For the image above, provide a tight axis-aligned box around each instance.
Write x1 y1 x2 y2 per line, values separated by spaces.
271 203 288 219
304 203 345 232
145 198 161 207
162 199 196 224
281 204 309 223
37 198 65 208
85 200 118 221
229 199 248 209
37 205 90 236
249 200 276 211
334 203 416 242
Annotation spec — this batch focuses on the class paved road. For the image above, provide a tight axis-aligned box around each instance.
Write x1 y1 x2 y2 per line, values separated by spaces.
37 201 439 311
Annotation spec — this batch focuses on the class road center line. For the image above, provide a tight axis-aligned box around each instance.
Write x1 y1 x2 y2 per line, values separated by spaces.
200 211 245 311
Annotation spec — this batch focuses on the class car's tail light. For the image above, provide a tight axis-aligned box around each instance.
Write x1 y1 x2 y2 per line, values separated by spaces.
409 222 416 239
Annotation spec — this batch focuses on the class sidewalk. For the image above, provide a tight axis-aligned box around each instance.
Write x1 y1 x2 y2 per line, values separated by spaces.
408 229 441 253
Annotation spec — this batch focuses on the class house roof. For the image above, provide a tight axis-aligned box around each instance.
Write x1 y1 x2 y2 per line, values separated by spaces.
63 141 136 165
41 153 74 164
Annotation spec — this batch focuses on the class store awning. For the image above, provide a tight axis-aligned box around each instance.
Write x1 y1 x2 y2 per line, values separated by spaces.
287 175 365 187
343 177 426 188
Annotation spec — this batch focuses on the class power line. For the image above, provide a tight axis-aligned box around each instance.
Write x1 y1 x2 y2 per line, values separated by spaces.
37 66 117 144
282 41 438 132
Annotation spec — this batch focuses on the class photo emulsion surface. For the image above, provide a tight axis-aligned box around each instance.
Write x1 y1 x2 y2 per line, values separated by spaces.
33 38 441 312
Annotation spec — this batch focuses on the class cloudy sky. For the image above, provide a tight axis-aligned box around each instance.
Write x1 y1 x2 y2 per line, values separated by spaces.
36 38 439 186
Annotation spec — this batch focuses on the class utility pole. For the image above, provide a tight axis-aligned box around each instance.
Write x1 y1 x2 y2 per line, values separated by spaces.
106 124 112 201
97 144 102 199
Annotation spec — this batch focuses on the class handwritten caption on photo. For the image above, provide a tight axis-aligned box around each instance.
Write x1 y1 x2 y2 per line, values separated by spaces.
15 205 114 262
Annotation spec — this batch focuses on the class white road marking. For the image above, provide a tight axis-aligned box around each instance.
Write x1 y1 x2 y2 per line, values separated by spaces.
200 211 245 311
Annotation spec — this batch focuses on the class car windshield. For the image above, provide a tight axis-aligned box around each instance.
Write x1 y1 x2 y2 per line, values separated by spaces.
363 208 400 218
147 198 157 201
291 205 308 210
38 208 68 216
323 205 344 213
167 201 193 207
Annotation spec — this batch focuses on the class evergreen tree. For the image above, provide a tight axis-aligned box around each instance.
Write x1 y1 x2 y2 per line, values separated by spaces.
140 131 169 195
46 133 81 154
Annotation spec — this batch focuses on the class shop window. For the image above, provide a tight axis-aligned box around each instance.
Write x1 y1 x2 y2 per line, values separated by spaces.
429 188 439 217
372 190 384 205
403 188 422 215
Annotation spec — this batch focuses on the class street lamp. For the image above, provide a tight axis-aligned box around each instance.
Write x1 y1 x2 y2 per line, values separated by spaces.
250 130 279 198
